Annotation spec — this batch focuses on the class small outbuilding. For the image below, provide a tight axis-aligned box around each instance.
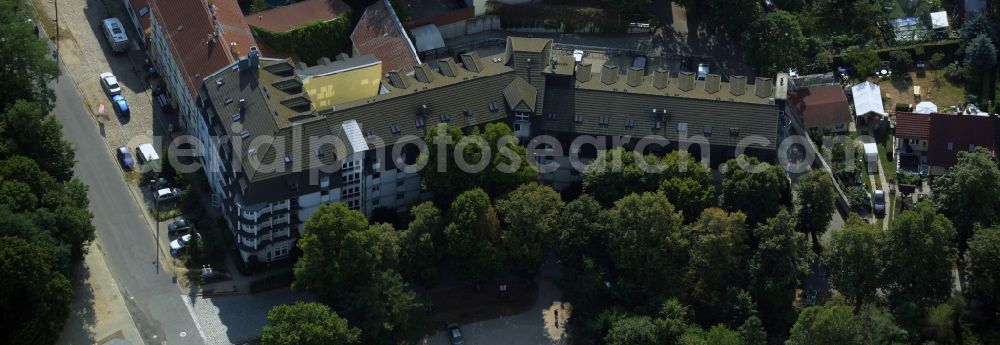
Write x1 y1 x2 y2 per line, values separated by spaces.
137 143 159 163
863 142 880 173
930 11 949 30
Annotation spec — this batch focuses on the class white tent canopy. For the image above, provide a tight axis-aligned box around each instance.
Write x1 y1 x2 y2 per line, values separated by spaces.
915 101 938 114
410 24 445 53
930 11 949 29
851 81 886 117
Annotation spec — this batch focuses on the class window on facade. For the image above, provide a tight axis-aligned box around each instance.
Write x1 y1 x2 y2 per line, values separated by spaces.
547 112 557 120
514 123 522 131
390 123 401 134
320 176 330 189
625 118 635 128
574 114 584 123
969 144 975 152
439 113 450 122
396 193 405 200
703 125 713 135
415 118 426 128
599 116 609 126
947 142 954 150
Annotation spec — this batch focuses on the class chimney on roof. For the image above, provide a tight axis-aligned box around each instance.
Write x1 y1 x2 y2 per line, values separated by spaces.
600 64 619 85
230 41 239 56
652 68 668 89
248 46 259 69
335 53 349 61
576 62 592 83
297 62 309 70
626 67 643 87
318 57 332 66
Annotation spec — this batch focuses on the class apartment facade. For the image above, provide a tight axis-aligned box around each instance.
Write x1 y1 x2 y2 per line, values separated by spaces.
194 37 782 263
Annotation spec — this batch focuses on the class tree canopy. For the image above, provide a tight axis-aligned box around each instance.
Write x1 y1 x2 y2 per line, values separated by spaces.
444 188 503 284
931 147 1000 252
262 302 360 345
496 183 563 277
608 192 687 307
882 203 958 323
787 303 906 345
748 209 810 335
720 156 791 226
397 202 444 287
0 236 72 345
823 217 883 309
686 208 749 325
795 170 835 246
967 226 1000 322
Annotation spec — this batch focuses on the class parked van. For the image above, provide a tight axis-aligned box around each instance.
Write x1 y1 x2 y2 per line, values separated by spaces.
101 18 129 53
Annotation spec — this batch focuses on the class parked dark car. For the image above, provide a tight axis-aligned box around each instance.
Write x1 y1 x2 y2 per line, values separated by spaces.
116 146 135 171
447 323 464 345
167 219 191 234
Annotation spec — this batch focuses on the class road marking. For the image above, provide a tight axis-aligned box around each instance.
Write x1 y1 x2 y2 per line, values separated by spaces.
180 295 210 344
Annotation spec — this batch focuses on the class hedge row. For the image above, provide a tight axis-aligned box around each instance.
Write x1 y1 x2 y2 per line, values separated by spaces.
251 13 352 65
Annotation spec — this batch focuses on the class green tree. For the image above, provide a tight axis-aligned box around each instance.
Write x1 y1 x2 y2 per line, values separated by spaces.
604 315 660 345
787 303 906 345
961 14 998 41
444 188 502 284
967 226 1000 322
923 297 978 345
608 192 687 307
964 34 997 73
554 194 610 270
398 202 444 287
720 156 790 226
0 101 76 181
888 50 913 72
659 151 715 223
843 46 882 77
738 315 767 345
929 52 946 68
0 2 59 111
823 217 882 309
583 148 661 205
420 124 536 201
742 10 808 76
261 302 360 345
0 236 72 345
686 208 749 324
250 0 268 13
553 195 613 315
749 210 810 335
931 141 1000 254
496 183 564 277
478 122 537 197
293 203 390 305
795 170 835 247
421 124 477 202
342 270 423 345
882 203 958 325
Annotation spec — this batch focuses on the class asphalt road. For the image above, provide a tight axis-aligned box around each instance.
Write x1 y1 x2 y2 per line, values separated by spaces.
51 68 206 345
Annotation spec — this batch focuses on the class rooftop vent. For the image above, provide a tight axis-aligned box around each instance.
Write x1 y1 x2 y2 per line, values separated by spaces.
729 76 747 96
575 62 592 83
678 72 695 92
626 67 643 87
438 58 458 77
754 77 774 98
240 129 249 139
284 155 292 164
652 68 668 89
704 74 721 94
600 65 619 85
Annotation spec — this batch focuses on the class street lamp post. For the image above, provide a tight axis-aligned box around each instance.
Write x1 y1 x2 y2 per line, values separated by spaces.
54 0 58 56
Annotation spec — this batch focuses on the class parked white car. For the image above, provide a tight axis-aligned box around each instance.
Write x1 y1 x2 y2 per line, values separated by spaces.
156 187 181 202
170 232 200 256
100 72 121 96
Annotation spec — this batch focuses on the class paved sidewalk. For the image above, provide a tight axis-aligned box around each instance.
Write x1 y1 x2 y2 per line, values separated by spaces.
57 241 145 345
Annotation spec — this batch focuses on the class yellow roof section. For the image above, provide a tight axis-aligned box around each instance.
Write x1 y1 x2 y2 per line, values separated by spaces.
301 59 383 109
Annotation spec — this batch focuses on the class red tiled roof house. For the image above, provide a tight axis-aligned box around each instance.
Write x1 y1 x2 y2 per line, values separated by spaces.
350 0 420 74
895 112 997 176
147 0 257 135
787 85 853 133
